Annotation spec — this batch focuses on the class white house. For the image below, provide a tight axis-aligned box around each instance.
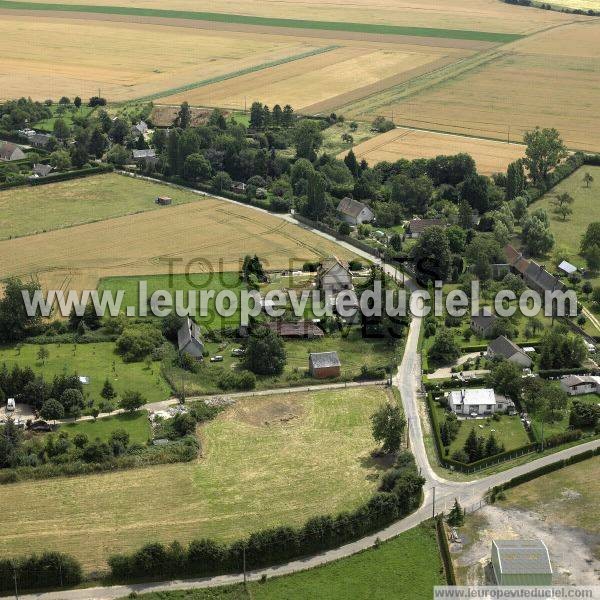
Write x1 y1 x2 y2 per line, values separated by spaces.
336 197 374 226
447 388 513 416
316 257 353 295
559 374 600 396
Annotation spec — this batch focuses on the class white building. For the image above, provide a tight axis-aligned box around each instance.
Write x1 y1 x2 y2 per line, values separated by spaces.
316 257 353 295
447 388 513 416
559 374 600 396
336 197 374 226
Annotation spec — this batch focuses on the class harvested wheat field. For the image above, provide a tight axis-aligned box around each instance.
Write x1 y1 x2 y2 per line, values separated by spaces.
0 387 386 571
161 43 461 112
0 176 357 292
0 14 324 101
345 20 600 152
345 127 526 175
15 0 578 34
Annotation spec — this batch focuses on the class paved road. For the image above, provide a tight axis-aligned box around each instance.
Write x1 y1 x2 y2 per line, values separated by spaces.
19 178 600 600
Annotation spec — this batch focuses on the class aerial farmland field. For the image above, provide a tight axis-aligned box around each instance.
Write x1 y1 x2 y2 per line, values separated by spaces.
343 20 600 151
0 387 388 570
345 127 526 175
0 174 358 293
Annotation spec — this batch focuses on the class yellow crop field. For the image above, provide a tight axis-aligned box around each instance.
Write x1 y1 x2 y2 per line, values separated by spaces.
15 0 579 34
0 388 385 571
344 21 600 152
161 44 458 112
0 14 323 101
345 127 526 175
0 177 357 292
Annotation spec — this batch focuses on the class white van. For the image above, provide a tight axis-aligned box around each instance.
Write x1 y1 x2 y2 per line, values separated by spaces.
6 398 16 412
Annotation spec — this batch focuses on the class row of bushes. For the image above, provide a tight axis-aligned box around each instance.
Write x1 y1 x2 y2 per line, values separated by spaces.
0 437 199 485
489 445 600 502
538 367 599 379
0 552 82 593
108 466 424 581
29 164 113 186
424 376 487 391
426 394 539 472
435 516 456 585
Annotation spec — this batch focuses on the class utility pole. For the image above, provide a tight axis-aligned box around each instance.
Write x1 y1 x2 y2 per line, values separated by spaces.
12 563 18 600
432 486 436 518
243 545 247 585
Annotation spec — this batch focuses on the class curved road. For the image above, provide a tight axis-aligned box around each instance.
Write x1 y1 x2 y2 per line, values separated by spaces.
20 181 600 600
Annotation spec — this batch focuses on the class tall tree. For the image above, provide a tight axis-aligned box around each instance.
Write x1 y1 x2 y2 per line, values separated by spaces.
176 101 191 129
370 403 406 454
523 127 567 186
506 159 526 200
304 171 327 221
410 226 452 284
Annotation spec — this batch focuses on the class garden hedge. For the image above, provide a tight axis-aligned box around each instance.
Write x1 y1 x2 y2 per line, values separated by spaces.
29 164 113 185
435 516 456 585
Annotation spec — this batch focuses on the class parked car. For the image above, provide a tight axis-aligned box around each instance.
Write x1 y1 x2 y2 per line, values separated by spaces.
210 355 224 363
231 348 245 357
6 398 15 412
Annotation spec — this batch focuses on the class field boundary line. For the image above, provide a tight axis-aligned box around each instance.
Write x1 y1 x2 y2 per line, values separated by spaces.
0 0 524 42
131 45 341 103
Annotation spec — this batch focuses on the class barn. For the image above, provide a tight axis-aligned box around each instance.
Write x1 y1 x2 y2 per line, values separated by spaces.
491 540 552 586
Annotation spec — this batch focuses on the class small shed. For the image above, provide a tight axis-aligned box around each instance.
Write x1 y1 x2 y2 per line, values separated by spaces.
308 351 341 379
558 260 577 275
156 196 172 206
491 540 552 586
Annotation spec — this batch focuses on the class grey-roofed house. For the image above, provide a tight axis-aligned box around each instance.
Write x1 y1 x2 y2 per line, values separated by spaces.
0 142 26 162
487 336 532 368
132 148 156 161
406 218 445 238
559 374 600 396
177 318 204 360
523 261 566 296
336 197 374 226
31 163 53 177
317 256 353 295
131 120 149 137
309 351 341 379
29 132 52 149
491 540 552 586
470 307 498 338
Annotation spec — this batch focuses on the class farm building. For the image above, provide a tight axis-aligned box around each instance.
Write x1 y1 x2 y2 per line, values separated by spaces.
0 142 26 161
156 196 172 206
336 197 374 225
487 336 532 368
559 374 600 396
265 320 324 339
523 262 566 296
177 317 204 359
309 352 341 379
316 257 353 295
504 244 530 276
491 540 552 586
405 218 444 238
447 388 513 416
470 308 498 338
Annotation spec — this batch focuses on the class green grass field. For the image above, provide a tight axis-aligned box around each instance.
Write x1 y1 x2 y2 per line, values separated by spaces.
0 387 388 570
0 0 522 42
167 328 398 396
532 166 600 265
60 410 151 444
98 272 244 327
499 456 600 534
0 342 171 407
122 522 445 600
433 403 530 456
32 104 95 132
0 173 202 240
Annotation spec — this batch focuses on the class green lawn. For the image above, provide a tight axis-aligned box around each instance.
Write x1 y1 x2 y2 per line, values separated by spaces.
0 342 171 408
531 166 600 263
32 104 95 133
60 411 151 444
120 523 445 600
167 328 398 396
0 172 203 240
0 0 522 42
433 402 530 456
321 121 375 157
98 272 244 327
0 387 388 570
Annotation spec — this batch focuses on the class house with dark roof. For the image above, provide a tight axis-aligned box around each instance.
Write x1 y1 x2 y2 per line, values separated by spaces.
523 261 566 296
487 336 532 368
0 142 26 162
470 307 498 338
31 163 53 178
491 540 552 586
316 256 353 295
177 318 204 359
29 132 52 149
131 120 149 137
265 320 324 339
405 218 445 238
336 197 374 226
309 351 341 379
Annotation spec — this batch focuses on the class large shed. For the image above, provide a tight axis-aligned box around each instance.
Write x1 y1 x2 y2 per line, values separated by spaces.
491 540 552 586
308 351 341 379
